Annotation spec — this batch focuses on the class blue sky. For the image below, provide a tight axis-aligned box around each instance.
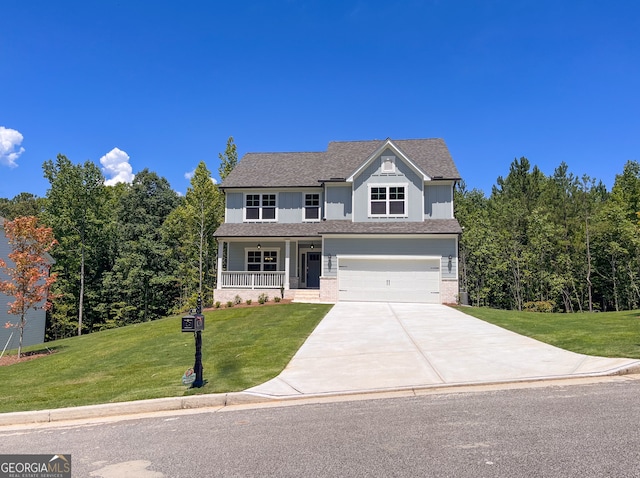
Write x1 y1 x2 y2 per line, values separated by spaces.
1 1 639 199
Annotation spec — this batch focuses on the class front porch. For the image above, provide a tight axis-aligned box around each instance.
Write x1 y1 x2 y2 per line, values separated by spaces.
218 271 286 289
215 237 322 293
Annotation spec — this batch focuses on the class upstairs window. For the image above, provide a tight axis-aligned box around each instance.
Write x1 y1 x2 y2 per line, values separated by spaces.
369 185 407 217
304 193 320 221
245 194 277 221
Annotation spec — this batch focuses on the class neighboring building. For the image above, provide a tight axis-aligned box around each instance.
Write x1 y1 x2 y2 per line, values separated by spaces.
0 217 47 351
213 138 462 304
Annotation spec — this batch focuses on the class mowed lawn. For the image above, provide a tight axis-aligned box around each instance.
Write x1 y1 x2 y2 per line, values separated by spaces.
0 303 332 413
456 306 640 359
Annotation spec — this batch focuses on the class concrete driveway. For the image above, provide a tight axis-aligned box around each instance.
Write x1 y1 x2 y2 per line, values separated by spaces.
247 302 640 397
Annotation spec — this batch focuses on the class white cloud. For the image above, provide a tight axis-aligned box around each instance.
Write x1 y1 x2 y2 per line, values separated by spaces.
100 147 135 186
0 126 25 168
184 168 218 184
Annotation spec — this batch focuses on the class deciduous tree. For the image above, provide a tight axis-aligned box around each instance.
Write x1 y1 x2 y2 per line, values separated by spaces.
0 216 57 357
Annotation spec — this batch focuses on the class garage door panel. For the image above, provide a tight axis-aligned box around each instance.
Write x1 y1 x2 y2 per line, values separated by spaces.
338 257 440 303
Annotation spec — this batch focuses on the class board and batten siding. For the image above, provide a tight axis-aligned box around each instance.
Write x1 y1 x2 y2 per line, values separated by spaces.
322 237 457 279
225 192 244 223
424 183 454 219
352 149 423 222
325 185 352 220
225 190 323 223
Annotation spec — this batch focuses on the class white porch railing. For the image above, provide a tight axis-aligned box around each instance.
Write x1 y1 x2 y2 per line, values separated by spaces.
219 271 286 289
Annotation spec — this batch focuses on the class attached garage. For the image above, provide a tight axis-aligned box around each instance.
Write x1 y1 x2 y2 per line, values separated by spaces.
337 255 441 303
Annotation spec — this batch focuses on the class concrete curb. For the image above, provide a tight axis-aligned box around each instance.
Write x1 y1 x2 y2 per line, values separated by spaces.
2 364 640 428
0 392 266 427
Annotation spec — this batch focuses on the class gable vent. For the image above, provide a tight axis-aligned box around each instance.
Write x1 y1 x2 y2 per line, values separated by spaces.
381 155 396 173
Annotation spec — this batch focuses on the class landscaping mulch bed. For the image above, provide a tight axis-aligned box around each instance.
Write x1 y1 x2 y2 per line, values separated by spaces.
0 349 56 367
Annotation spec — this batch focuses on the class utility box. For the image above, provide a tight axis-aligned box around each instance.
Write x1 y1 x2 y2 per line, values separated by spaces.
182 314 205 332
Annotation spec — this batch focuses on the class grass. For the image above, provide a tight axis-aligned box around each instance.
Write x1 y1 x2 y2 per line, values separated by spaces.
455 306 640 359
0 303 332 413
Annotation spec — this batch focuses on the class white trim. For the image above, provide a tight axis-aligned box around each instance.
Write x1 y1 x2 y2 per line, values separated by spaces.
285 240 290 289
302 192 321 222
243 192 278 222
338 254 442 261
244 247 281 271
381 155 396 173
367 183 409 218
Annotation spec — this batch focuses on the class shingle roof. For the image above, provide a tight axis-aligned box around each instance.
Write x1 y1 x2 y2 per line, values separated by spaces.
220 138 460 188
213 219 462 238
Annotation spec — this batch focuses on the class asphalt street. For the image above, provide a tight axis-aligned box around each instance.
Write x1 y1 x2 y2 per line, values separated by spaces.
2 377 640 477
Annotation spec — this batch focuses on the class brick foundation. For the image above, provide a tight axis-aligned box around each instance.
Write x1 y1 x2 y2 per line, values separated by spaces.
319 277 338 303
440 279 459 304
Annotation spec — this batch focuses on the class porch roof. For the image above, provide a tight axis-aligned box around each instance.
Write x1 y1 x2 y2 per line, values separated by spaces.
213 219 462 238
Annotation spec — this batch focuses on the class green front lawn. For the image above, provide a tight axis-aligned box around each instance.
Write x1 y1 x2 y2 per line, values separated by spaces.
0 303 332 413
455 306 640 359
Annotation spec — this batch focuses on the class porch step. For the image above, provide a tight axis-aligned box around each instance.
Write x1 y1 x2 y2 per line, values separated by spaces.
292 289 321 303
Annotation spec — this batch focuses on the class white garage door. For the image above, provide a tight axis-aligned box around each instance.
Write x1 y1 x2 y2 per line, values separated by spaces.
338 256 441 303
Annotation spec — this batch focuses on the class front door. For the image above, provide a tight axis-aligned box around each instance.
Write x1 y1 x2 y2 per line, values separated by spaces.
306 252 321 288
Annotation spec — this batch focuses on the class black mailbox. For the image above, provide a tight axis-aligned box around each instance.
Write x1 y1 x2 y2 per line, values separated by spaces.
182 315 195 332
194 313 204 331
182 313 205 332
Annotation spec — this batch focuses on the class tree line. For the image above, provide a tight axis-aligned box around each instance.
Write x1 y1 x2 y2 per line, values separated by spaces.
2 146 639 340
456 157 640 313
1 137 237 339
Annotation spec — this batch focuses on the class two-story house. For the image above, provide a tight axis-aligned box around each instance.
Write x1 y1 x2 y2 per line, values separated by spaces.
213 138 462 304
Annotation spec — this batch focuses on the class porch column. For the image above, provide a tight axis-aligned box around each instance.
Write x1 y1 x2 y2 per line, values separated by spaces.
284 240 290 290
216 240 224 290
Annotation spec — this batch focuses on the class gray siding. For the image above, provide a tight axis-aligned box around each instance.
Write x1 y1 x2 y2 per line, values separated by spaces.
226 192 244 223
0 225 46 351
322 237 457 279
424 183 453 219
325 185 352 220
352 148 423 222
227 241 299 278
278 192 302 223
225 190 323 223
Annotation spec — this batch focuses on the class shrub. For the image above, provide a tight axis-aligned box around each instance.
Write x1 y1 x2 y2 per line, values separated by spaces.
274 296 281 303
234 295 242 305
246 299 252 305
523 301 554 313
258 293 268 305
214 301 221 309
226 301 234 308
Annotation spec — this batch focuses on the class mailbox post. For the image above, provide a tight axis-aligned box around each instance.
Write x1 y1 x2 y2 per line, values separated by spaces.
181 295 205 388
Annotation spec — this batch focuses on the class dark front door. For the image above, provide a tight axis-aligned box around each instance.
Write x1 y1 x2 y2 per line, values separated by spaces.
307 252 321 288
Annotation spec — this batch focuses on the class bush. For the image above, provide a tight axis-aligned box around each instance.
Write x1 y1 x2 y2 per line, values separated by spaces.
274 296 281 303
523 301 554 313
226 301 234 308
234 295 242 305
246 299 252 305
214 301 221 309
258 293 268 305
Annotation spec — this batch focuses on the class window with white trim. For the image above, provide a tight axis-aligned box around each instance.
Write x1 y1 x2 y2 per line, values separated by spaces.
245 193 277 221
247 250 278 271
369 185 407 217
304 193 320 221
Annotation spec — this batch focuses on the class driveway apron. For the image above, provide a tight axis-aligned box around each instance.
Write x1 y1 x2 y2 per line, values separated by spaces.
246 303 640 397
